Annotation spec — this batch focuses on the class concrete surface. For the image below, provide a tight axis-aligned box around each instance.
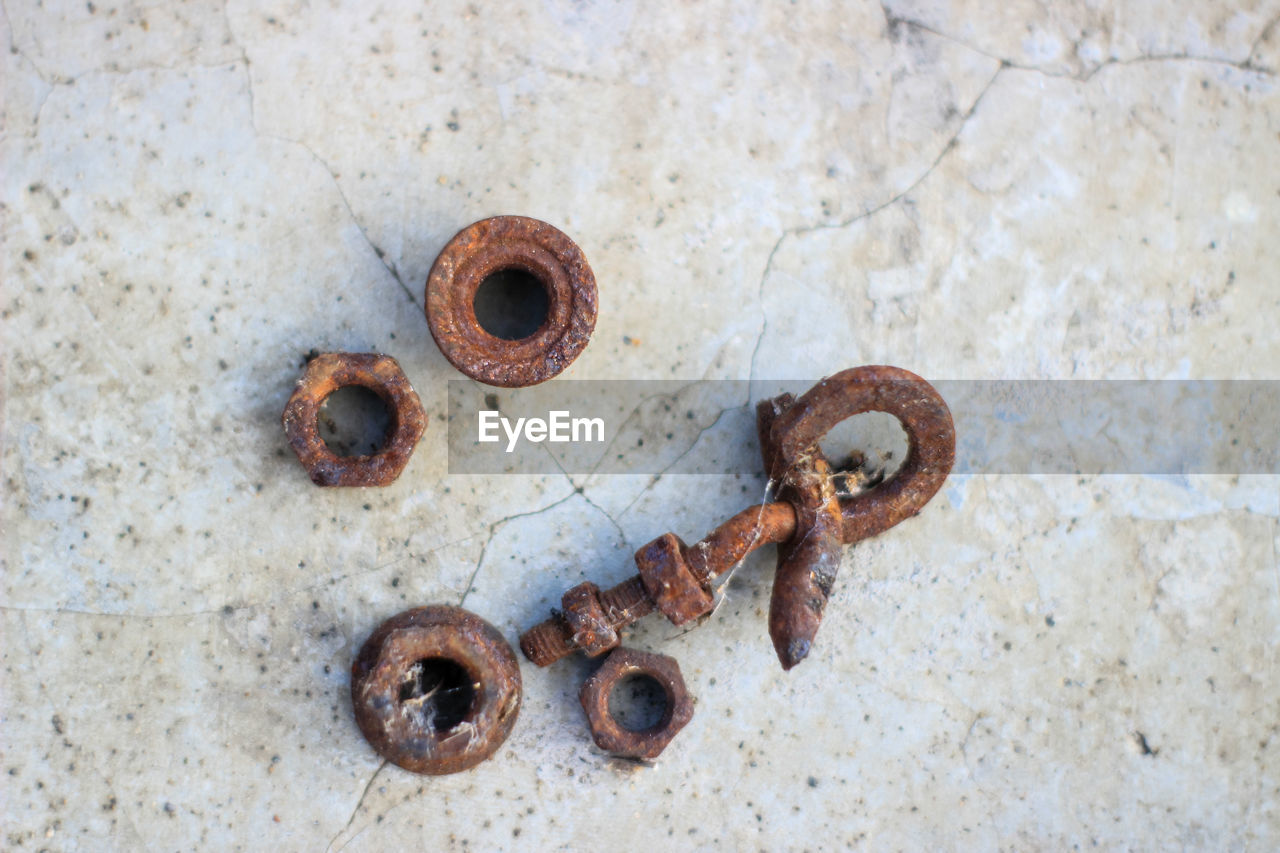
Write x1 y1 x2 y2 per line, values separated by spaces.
3 0 1278 850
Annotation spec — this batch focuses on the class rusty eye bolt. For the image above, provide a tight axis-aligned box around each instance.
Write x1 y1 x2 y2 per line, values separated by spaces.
520 365 956 671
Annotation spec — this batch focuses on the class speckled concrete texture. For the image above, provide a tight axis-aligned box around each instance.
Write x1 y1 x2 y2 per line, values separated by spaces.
3 1 1278 850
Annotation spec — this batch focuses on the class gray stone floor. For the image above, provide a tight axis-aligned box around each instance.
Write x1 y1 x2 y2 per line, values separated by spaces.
3 1 1278 850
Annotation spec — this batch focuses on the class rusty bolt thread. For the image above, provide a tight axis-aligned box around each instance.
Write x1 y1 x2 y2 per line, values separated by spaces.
351 605 522 775
761 366 955 670
579 647 695 761
425 216 598 388
281 352 427 487
520 502 797 666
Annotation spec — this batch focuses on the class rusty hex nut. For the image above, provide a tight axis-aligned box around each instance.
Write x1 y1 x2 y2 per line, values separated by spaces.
281 352 426 487
635 533 715 626
560 581 620 658
351 605 522 775
579 648 694 761
425 216 597 387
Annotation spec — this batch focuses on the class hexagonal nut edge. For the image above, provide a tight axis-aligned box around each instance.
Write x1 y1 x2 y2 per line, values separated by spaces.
578 647 694 761
281 352 427 487
560 581 619 657
635 533 714 626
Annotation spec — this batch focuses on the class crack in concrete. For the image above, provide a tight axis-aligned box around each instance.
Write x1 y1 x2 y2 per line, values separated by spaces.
1 0 50 82
748 61 1004 384
5 0 246 130
331 794 418 852
610 401 749 523
955 707 1004 844
324 760 387 853
566 378 754 526
260 133 422 311
329 478 596 850
575 486 628 544
3 0 244 99
224 1 257 135
536 435 629 543
1246 12 1280 68
456 489 579 609
574 382 714 484
0 529 482 620
18 58 245 131
880 3 1280 80
747 35 1276 385
220 0 419 312
2 0 55 128
1078 52 1279 82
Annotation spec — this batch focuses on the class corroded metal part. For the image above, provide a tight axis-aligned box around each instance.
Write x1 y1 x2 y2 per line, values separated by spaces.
281 352 427 487
680 502 798 582
635 533 715 627
757 395 844 671
579 648 694 761
351 605 522 775
520 575 655 666
519 503 796 667
560 581 620 657
767 365 956 545
518 366 955 672
758 365 955 669
425 215 597 387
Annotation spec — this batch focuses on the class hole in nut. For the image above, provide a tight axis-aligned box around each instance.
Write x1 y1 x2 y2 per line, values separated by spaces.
473 268 549 341
318 385 391 458
398 657 476 732
607 673 668 732
817 411 908 499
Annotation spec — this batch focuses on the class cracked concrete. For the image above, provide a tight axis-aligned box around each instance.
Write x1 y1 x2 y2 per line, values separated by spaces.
3 0 1278 849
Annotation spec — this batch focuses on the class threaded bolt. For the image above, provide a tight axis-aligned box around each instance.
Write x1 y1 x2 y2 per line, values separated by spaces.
520 575 657 666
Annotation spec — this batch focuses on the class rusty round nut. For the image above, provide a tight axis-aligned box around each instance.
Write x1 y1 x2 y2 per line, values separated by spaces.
635 533 714 626
282 352 427 487
351 605 522 775
579 647 694 761
425 215 597 387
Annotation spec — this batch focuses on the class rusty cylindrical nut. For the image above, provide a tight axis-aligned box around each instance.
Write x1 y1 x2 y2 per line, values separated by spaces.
425 216 598 387
351 605 522 775
579 648 694 761
281 352 427 487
